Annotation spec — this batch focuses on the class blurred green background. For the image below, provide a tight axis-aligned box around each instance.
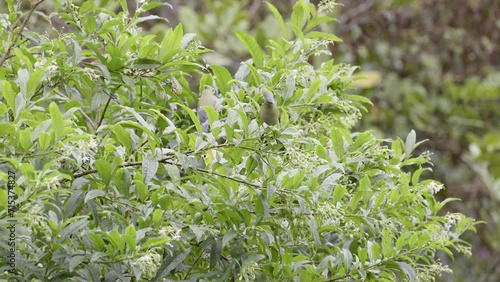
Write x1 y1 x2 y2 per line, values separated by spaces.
4 0 498 280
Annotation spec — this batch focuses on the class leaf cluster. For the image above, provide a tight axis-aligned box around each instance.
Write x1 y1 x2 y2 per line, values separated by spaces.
0 0 478 281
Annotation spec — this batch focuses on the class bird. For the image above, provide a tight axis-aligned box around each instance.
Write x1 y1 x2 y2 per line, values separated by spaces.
197 85 218 133
260 87 280 127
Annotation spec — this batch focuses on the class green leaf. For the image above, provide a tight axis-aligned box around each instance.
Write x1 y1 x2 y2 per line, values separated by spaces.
83 14 97 34
308 215 320 244
291 1 305 32
265 2 288 37
305 31 342 42
234 30 265 67
381 229 395 257
391 138 404 163
94 160 112 186
210 65 232 94
123 225 137 252
177 102 202 133
332 185 346 204
408 232 419 248
49 102 64 141
330 127 350 158
165 164 180 185
416 232 430 248
142 158 158 184
244 61 263 85
397 262 416 282
222 230 238 248
85 189 106 203
396 231 411 249
106 43 125 71
142 2 170 11
19 128 32 151
160 24 184 62
411 168 429 185
111 124 132 152
210 239 222 268
203 106 220 130
405 130 416 158
305 16 338 32
369 241 381 262
89 233 106 251
161 248 192 275
59 218 88 240
38 132 51 150
140 236 170 251
79 0 94 13
347 94 374 105
152 209 163 228
115 168 132 198
1 80 16 113
119 0 128 16
65 189 85 217
106 230 125 253
69 255 86 272
135 179 148 202
20 163 35 180
118 120 161 147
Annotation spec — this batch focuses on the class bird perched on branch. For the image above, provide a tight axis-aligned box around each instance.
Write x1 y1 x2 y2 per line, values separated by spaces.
197 85 219 133
260 87 280 127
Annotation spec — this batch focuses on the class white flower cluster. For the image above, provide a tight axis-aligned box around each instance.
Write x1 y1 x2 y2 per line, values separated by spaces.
416 260 452 281
39 175 62 191
34 58 59 77
60 138 99 168
83 67 100 81
318 202 345 226
318 0 341 14
285 144 321 172
419 150 433 162
238 261 259 282
159 225 182 247
428 181 444 194
25 203 46 234
443 213 462 240
133 248 162 279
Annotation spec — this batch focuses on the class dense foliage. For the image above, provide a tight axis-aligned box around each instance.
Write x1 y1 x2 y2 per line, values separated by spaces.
0 0 479 281
329 1 499 280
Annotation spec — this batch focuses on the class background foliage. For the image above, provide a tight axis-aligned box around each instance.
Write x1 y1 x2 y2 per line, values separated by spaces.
0 0 490 281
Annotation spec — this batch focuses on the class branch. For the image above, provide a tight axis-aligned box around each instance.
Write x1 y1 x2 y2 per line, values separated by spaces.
97 92 113 129
72 155 263 189
79 108 96 132
158 159 261 189
73 159 144 178
0 0 45 67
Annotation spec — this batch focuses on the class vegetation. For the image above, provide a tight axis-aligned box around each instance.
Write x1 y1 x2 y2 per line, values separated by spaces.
0 0 483 281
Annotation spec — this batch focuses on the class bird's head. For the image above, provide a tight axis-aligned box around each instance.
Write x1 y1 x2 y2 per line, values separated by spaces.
203 85 215 95
261 87 275 104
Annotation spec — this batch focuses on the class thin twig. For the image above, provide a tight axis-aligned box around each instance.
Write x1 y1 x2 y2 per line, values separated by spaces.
97 93 113 129
79 108 96 131
96 85 123 129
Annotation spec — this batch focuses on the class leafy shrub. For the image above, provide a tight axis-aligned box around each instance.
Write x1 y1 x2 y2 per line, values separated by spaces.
0 0 478 281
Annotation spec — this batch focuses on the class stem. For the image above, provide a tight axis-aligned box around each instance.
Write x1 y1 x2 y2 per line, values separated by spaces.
0 0 45 67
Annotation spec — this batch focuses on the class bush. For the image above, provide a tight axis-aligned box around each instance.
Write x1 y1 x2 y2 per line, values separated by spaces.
0 0 478 280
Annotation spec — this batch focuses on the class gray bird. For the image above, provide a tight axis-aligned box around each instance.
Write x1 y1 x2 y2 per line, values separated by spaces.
260 87 280 126
197 85 218 133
